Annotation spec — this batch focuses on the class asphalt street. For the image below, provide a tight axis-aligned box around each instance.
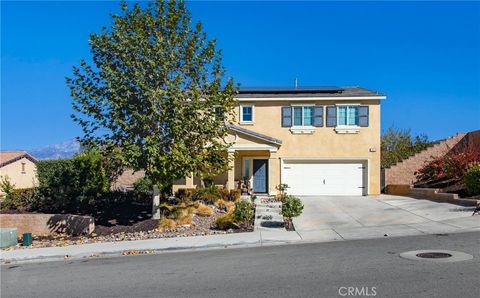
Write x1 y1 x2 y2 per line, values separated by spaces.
2 231 479 298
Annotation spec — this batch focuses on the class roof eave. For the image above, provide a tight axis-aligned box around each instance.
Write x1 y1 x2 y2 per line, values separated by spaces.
0 153 38 168
236 95 386 101
228 124 282 145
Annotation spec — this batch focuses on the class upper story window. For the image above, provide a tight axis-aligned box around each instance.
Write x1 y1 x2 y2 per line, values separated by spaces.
240 105 253 123
337 105 359 126
327 104 369 134
292 106 314 126
21 162 26 174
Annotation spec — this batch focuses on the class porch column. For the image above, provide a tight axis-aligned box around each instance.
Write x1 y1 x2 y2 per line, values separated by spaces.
185 173 194 188
268 152 280 195
227 151 235 190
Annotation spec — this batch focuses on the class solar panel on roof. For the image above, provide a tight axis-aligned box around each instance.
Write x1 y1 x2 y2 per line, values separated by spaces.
239 86 344 94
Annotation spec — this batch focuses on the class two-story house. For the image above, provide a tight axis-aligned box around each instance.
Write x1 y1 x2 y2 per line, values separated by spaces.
173 86 386 196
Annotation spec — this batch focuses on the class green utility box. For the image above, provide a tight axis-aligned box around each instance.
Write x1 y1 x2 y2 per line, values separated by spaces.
22 232 33 246
0 228 18 248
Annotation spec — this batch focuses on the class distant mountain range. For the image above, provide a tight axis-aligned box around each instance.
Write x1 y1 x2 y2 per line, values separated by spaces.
29 139 81 160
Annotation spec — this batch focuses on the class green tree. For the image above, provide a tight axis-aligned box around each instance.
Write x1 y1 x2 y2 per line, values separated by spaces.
381 126 431 168
67 1 237 205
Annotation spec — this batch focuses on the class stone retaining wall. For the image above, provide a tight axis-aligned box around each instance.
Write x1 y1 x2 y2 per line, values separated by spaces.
0 213 95 236
385 185 478 207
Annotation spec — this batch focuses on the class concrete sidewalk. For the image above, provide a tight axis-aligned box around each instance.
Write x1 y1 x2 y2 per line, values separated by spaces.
2 195 478 264
0 230 302 264
2 215 478 264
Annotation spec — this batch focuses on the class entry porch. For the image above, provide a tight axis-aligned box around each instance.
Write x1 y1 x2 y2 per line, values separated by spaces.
172 125 282 195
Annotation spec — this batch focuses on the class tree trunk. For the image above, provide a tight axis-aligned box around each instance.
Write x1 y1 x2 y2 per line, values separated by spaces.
152 185 161 219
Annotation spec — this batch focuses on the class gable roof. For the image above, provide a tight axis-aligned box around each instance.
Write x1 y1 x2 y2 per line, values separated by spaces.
0 151 38 168
236 86 385 100
228 124 282 145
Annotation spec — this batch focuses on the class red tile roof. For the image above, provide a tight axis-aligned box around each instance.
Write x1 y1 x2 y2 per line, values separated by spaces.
0 151 38 168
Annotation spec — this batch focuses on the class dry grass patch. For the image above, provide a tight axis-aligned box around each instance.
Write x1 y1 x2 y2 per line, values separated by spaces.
193 203 214 217
176 214 193 226
215 199 235 211
158 218 177 232
215 209 236 230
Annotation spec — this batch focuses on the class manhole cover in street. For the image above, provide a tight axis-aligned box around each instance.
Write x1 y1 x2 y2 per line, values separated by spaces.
400 250 473 262
416 252 452 259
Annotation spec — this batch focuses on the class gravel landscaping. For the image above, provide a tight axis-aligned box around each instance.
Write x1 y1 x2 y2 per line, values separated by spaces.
256 196 297 231
2 206 254 251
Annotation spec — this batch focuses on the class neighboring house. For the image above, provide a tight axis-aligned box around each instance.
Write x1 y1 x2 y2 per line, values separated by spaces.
0 151 38 194
173 86 386 196
111 169 146 191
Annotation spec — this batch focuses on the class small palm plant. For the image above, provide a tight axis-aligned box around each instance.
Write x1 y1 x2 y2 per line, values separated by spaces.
275 183 289 201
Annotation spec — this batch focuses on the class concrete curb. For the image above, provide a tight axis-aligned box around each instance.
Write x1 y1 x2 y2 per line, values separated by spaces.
0 230 304 264
2 218 478 264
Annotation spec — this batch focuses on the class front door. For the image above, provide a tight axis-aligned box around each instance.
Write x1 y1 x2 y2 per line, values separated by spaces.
253 159 268 193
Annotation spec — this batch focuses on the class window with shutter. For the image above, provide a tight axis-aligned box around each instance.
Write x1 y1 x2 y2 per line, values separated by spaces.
334 105 369 133
313 106 324 127
358 106 369 127
337 106 359 126
281 106 292 127
326 106 337 127
291 106 315 127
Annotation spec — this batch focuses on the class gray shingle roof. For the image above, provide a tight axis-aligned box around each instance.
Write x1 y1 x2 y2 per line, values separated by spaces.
237 86 384 98
228 124 282 145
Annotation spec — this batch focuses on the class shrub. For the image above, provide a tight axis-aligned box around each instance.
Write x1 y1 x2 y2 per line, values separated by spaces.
228 189 241 201
281 196 304 219
176 214 193 226
133 177 154 196
175 188 195 204
464 164 480 195
161 203 190 220
158 218 177 232
0 176 15 198
215 210 235 230
215 199 226 209
133 177 172 198
220 188 240 201
275 183 289 201
444 145 480 180
415 156 447 183
215 199 235 211
416 144 480 184
220 188 229 201
36 150 112 212
192 203 213 217
191 185 222 204
233 200 253 223
0 188 40 211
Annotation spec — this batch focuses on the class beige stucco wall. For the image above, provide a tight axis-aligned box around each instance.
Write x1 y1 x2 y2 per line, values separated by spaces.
233 100 381 195
173 99 381 195
0 157 38 194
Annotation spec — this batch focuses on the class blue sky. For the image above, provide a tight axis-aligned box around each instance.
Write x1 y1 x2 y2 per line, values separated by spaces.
1 1 479 150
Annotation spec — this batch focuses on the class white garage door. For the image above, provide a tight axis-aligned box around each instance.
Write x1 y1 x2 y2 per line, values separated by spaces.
282 160 366 196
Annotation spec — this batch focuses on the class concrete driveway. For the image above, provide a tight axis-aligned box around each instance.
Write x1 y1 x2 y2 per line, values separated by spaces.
292 194 479 241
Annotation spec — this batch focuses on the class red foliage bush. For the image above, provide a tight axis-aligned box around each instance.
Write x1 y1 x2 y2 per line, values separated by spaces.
415 144 480 183
415 156 446 182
